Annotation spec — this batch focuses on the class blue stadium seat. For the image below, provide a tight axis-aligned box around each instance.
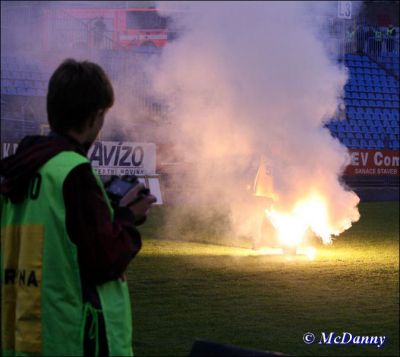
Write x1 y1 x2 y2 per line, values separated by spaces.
384 126 393 134
360 139 368 148
345 98 353 106
347 107 356 115
382 119 390 127
376 139 384 148
351 138 360 148
355 132 363 139
368 140 377 149
342 138 351 147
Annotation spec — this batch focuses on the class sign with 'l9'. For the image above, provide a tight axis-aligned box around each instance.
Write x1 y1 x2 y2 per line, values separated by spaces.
88 141 156 176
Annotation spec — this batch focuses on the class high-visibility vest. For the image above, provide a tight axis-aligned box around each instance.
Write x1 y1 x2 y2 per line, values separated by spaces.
1 151 133 356
374 30 383 41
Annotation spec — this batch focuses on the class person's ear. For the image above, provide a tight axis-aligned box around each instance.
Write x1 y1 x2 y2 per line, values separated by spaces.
88 110 103 128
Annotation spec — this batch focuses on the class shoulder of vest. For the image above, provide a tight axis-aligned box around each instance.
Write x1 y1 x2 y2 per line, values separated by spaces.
40 151 90 177
47 151 89 166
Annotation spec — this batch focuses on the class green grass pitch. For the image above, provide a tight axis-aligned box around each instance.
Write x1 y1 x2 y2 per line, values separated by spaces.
126 201 399 356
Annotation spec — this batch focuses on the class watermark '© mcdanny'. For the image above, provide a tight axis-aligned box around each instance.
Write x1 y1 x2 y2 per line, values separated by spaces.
303 332 386 348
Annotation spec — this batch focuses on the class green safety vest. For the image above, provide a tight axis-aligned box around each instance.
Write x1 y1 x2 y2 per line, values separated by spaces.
1 151 133 356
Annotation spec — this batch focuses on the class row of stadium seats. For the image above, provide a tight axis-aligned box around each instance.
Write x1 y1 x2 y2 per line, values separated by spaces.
2 70 48 80
347 112 399 121
1 87 46 96
345 91 399 101
345 98 399 108
2 79 47 89
328 126 399 150
345 84 399 94
345 60 380 68
351 119 398 127
1 62 41 72
347 106 399 115
349 67 387 75
345 54 370 62
340 137 399 150
349 74 398 85
349 80 398 90
327 128 399 140
334 124 398 134
345 92 398 101
329 53 399 150
377 55 400 77
1 53 398 152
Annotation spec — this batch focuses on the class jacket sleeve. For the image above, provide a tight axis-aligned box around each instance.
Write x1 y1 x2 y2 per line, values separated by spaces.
63 163 142 285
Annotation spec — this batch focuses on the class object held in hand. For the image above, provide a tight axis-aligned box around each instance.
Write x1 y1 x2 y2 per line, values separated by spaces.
127 187 151 207
105 175 149 206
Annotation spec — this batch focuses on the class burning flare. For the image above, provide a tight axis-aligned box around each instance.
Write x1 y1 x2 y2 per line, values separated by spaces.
265 194 333 248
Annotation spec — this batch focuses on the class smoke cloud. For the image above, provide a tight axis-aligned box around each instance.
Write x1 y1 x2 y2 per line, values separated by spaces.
1 1 361 245
148 1 360 244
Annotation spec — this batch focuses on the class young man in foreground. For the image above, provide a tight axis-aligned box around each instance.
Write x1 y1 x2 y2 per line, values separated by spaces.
0 59 156 356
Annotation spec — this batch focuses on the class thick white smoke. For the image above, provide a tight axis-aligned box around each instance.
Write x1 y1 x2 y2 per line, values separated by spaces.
149 1 360 243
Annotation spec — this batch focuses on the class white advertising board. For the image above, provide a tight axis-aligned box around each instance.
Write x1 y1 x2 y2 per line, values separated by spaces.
88 141 156 176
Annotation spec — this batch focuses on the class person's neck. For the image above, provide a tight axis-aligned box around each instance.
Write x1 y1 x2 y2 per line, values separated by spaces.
65 129 86 144
64 130 93 153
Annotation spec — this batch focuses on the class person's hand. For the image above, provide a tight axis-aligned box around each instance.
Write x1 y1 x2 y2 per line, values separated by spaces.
119 183 157 224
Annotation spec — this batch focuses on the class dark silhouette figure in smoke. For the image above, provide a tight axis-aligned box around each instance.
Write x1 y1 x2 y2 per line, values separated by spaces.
93 16 107 48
